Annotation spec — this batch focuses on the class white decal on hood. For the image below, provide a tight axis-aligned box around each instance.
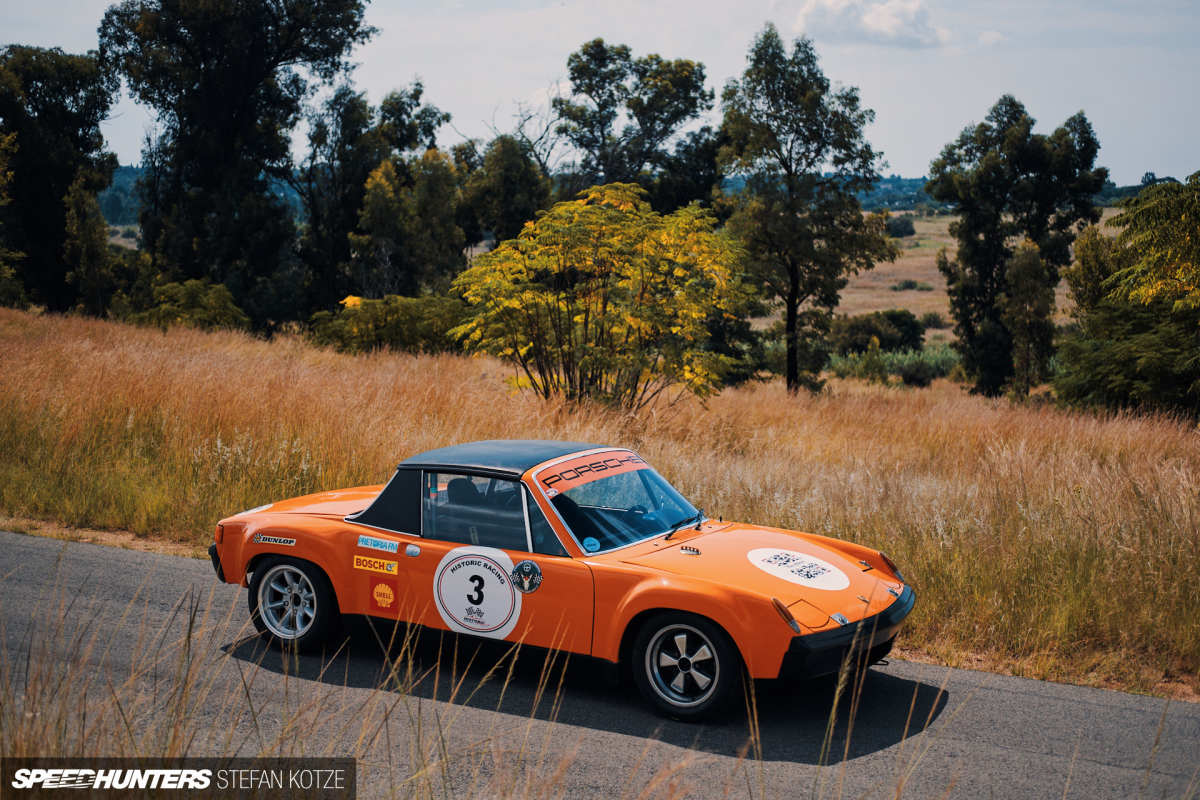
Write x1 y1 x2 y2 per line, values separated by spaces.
747 548 850 591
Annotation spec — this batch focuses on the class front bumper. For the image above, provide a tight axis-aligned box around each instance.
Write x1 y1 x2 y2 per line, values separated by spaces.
777 584 916 679
207 544 225 581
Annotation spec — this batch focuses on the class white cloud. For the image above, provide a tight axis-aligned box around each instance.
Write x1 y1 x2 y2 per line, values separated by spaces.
796 0 950 48
978 30 1004 46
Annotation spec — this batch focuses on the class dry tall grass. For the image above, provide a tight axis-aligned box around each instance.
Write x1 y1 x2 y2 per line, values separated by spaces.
1 308 1197 695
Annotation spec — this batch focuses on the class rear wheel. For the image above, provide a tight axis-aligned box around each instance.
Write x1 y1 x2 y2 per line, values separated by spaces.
631 612 741 720
248 556 338 651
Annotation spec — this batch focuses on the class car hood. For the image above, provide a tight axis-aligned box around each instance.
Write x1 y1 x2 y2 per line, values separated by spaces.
250 486 383 518
620 522 903 629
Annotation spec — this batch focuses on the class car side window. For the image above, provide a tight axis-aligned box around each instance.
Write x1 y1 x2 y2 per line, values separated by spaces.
422 472 527 551
526 488 568 557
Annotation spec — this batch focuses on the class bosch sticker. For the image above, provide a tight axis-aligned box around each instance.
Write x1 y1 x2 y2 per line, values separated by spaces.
433 547 521 639
747 548 850 591
353 555 398 575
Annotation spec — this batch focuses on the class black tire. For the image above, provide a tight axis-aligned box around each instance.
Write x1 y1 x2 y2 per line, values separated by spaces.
248 556 339 652
630 612 742 720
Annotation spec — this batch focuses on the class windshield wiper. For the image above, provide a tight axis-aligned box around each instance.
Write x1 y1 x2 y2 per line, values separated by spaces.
663 509 703 541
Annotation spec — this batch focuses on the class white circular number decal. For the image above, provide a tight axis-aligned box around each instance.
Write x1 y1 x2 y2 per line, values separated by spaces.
433 547 521 638
747 548 850 591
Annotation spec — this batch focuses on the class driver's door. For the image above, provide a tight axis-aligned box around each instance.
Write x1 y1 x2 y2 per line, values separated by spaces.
401 471 594 655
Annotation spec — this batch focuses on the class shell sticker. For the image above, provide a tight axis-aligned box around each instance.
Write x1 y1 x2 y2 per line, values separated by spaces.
747 548 850 591
433 547 521 639
370 579 397 614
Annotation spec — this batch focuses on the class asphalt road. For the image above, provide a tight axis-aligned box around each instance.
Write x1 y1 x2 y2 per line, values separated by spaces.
1 530 1197 799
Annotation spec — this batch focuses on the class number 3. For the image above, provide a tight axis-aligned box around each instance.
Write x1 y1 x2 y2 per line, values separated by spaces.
466 574 485 605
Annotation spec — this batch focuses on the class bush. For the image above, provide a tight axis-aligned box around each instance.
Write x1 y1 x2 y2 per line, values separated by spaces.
885 215 916 238
919 311 948 329
128 279 249 331
1055 301 1200 416
828 343 959 386
309 294 467 354
891 279 934 292
830 309 924 355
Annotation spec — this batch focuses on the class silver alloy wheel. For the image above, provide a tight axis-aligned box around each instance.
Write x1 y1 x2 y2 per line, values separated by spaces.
644 623 719 708
258 564 317 639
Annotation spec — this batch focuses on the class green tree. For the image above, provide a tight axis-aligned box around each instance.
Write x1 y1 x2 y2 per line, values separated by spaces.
1110 171 1200 312
348 160 407 296
1055 226 1200 415
452 183 750 409
0 132 27 308
644 126 727 214
292 82 448 312
553 39 712 186
401 149 466 290
0 46 117 310
62 175 115 316
998 241 1055 398
463 135 551 243
927 95 1107 395
721 24 896 392
348 152 465 296
99 0 374 327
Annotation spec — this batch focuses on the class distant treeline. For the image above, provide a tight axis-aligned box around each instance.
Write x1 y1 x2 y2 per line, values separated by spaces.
100 168 1166 226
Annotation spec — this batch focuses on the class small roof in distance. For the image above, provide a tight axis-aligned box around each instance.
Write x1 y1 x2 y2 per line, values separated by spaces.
399 439 608 477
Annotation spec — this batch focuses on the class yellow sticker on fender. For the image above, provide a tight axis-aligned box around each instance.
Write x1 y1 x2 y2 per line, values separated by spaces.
353 555 398 575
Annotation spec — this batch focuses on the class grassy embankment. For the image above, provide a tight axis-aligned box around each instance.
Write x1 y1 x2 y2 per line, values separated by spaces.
0 308 1197 698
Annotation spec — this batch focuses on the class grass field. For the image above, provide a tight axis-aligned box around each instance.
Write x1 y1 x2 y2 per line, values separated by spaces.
1 308 1197 699
837 209 1124 326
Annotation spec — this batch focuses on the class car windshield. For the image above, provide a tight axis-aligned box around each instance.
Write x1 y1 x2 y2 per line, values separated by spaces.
543 459 699 553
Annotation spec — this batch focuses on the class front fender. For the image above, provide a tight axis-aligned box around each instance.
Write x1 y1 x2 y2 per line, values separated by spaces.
592 566 792 679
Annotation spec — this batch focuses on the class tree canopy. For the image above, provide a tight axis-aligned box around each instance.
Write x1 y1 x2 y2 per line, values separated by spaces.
553 39 712 186
292 82 448 312
452 184 750 409
927 95 1107 395
721 24 895 392
1056 225 1200 415
463 135 551 243
0 45 117 310
99 0 375 327
1110 170 1200 312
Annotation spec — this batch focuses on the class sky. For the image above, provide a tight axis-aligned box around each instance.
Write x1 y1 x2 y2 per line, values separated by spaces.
3 0 1197 185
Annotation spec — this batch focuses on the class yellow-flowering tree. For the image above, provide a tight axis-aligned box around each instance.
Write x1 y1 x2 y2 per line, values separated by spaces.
452 183 749 409
1113 171 1200 312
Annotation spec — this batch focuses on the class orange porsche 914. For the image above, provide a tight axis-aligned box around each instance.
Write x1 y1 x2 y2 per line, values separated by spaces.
209 440 914 718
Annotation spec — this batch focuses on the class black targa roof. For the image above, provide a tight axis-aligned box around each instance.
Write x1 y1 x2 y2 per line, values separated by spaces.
398 439 606 478
347 440 606 533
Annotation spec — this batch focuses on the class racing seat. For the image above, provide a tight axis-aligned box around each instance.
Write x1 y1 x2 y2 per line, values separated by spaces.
446 477 482 506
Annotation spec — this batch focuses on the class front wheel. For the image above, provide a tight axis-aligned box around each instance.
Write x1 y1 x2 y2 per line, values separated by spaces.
631 613 741 720
248 556 339 652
